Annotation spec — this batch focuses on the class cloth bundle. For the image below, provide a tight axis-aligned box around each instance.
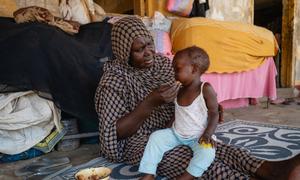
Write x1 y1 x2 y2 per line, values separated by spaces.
0 91 61 155
13 6 80 34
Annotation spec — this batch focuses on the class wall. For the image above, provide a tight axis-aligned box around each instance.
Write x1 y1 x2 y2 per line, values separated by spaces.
206 0 254 24
0 0 17 17
294 1 300 85
281 0 294 87
282 0 300 86
135 0 254 22
95 0 133 14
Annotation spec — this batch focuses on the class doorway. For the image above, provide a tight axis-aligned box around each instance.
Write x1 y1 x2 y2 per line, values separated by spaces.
254 0 283 87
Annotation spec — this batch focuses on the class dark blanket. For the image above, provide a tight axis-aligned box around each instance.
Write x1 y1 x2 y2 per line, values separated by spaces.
0 17 113 132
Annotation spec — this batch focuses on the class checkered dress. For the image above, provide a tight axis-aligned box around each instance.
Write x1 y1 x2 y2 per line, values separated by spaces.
95 16 264 179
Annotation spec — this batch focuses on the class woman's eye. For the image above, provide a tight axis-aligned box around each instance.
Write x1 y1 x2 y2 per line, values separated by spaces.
133 47 143 53
147 43 154 48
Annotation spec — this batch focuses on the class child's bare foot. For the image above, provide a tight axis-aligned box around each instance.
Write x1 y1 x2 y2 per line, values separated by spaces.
139 174 155 180
256 154 300 180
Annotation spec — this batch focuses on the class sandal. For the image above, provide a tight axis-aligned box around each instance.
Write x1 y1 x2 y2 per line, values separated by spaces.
270 98 285 105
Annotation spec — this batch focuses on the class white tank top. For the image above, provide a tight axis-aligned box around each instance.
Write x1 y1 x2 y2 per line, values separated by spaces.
173 82 208 138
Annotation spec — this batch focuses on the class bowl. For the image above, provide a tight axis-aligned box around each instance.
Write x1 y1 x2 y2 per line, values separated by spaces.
75 167 112 180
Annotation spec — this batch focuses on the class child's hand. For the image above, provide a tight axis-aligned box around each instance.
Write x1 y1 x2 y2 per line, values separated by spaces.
199 134 216 148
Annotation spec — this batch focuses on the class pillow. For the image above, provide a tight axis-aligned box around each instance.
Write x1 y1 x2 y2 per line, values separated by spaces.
141 11 173 58
151 30 172 58
166 0 194 17
152 11 172 33
0 0 17 17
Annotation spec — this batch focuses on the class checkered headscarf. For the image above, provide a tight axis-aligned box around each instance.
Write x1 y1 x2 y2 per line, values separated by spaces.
95 16 175 162
111 16 153 63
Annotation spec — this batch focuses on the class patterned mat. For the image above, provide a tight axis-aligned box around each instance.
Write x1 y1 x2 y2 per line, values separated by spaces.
55 120 300 179
216 120 300 161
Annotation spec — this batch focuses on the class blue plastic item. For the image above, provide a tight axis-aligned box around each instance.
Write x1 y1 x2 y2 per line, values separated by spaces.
0 148 44 163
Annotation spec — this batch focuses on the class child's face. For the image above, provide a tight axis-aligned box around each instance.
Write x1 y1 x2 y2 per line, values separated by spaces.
172 54 194 85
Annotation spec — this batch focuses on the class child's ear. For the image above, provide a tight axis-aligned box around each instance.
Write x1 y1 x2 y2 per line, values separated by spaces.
192 64 199 73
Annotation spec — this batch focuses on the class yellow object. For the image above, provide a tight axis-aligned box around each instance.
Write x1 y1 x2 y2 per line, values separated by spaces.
0 0 17 17
199 142 213 148
171 17 278 73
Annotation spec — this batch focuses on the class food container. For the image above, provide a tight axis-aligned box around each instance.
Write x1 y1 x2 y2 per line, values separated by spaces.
75 167 112 180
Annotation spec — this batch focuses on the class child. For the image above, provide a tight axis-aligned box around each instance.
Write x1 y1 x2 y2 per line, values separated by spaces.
139 46 219 179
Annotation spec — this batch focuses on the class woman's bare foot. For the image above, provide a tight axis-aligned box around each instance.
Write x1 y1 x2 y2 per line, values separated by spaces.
175 171 194 180
255 154 300 180
139 174 155 180
288 161 300 180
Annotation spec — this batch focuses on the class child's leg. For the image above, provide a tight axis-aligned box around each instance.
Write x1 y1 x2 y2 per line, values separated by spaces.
139 128 180 175
186 142 216 177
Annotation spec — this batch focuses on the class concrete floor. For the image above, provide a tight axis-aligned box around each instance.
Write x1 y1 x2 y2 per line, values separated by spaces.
225 88 300 127
0 88 299 179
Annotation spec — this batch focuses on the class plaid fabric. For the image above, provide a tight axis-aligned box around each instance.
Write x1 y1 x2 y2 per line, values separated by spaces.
95 16 264 179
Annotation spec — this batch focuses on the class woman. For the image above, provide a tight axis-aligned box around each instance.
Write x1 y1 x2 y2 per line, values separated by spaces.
95 16 300 179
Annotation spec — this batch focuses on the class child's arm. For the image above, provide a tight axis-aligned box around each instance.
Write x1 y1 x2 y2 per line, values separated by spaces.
199 83 219 146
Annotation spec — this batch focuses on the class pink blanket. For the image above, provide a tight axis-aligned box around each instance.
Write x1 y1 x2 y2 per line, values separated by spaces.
201 57 277 109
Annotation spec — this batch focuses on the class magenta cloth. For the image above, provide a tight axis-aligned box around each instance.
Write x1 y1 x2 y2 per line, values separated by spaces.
201 57 277 109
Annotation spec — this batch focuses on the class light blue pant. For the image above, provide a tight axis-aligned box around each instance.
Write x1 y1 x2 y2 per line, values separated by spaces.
139 128 215 177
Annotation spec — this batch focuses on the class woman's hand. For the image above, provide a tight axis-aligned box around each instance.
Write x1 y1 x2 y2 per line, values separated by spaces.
116 83 180 139
146 83 181 106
